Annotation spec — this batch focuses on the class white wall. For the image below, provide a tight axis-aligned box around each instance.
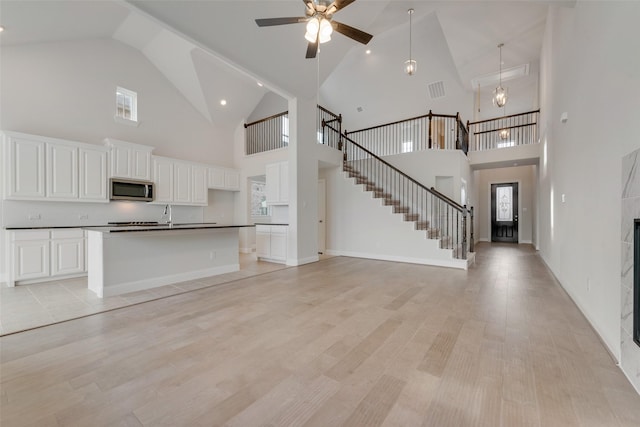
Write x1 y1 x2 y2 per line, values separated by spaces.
321 12 473 132
538 1 640 361
0 38 234 166
246 92 288 123
475 165 536 244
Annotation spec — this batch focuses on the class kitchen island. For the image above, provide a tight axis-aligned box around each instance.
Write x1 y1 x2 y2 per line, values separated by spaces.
84 224 253 298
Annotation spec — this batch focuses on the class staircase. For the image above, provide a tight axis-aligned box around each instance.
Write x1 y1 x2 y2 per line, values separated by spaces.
335 131 474 268
343 162 467 260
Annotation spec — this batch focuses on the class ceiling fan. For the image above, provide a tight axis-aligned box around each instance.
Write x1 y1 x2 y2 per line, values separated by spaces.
255 0 373 59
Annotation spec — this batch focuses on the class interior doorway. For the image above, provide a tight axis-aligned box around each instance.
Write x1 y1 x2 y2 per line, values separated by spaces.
491 182 519 243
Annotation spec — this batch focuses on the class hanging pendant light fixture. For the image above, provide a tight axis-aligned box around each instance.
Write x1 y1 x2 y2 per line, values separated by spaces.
493 43 508 107
404 9 416 76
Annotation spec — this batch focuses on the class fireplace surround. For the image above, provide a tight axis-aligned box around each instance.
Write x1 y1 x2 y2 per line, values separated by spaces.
635 219 640 347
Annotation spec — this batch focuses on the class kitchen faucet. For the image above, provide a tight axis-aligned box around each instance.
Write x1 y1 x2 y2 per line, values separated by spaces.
163 204 172 225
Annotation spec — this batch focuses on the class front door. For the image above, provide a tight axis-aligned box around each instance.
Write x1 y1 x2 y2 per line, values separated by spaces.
491 182 518 243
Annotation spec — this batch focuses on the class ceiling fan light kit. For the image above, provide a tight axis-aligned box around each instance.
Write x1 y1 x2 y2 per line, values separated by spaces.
256 0 373 59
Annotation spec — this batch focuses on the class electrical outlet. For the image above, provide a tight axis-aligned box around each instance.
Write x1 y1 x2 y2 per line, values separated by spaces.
587 278 591 292
210 251 216 260
28 213 41 220
79 214 89 220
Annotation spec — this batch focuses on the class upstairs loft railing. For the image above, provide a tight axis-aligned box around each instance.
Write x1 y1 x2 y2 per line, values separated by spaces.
467 109 540 151
244 111 289 155
244 106 343 155
344 110 469 157
317 106 342 150
324 124 474 259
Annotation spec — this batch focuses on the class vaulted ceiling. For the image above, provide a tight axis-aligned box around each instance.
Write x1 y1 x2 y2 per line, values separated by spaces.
0 0 575 129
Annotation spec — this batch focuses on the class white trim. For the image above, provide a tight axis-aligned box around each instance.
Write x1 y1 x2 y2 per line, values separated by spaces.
239 247 254 254
99 264 239 298
325 250 470 270
286 255 319 266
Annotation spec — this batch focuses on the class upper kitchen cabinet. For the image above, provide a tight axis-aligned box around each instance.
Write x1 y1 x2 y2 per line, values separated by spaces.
207 166 240 191
103 138 154 180
152 156 208 206
265 161 289 205
2 131 109 202
3 131 46 199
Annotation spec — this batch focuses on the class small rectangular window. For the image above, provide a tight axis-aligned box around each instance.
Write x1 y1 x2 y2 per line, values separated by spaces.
116 87 137 122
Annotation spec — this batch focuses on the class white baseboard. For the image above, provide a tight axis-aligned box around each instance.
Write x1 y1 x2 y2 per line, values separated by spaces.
101 264 240 298
239 247 254 254
326 250 468 270
286 255 320 266
478 238 490 242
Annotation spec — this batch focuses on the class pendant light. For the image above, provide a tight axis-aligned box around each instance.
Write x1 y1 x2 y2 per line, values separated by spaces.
404 9 416 76
493 43 508 107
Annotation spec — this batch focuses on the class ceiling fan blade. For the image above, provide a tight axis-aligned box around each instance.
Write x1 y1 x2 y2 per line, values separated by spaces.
332 20 373 45
306 41 318 59
333 0 357 12
255 17 307 27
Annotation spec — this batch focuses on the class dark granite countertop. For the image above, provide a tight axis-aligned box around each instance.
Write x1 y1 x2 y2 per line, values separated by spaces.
83 223 255 233
254 223 289 226
5 225 105 230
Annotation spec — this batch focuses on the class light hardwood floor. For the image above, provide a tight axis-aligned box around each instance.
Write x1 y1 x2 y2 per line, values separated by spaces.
0 254 288 335
1 243 639 426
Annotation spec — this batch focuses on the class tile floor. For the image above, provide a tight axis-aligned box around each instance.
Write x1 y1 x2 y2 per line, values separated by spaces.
0 253 288 335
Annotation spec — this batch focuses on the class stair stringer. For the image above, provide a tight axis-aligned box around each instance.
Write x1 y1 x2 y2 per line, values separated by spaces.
325 171 470 270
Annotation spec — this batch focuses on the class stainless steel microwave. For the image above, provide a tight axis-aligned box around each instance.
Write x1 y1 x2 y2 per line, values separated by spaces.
109 178 154 202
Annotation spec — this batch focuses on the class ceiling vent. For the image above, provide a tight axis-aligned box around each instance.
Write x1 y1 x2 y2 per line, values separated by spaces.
428 81 446 99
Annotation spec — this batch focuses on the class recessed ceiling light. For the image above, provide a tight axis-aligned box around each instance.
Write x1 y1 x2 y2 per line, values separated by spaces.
257 81 263 87
0 26 5 33
220 99 227 106
365 49 371 55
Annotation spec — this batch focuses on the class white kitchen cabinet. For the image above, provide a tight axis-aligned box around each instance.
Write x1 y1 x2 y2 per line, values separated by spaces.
46 142 79 200
51 229 84 276
265 161 288 205
208 166 240 192
104 138 153 180
153 156 210 205
225 169 240 191
3 131 108 203
79 146 109 201
9 229 87 286
173 161 192 204
208 167 226 189
256 224 288 263
12 232 50 281
4 132 46 199
192 164 208 205
153 157 174 203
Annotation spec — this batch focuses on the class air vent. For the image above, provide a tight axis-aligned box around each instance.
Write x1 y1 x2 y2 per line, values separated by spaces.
357 106 363 113
428 81 446 99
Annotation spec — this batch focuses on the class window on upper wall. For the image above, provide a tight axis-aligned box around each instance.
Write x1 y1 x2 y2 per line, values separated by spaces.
115 87 138 124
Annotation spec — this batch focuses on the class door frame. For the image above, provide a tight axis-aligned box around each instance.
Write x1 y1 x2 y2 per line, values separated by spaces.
487 179 521 244
317 178 326 254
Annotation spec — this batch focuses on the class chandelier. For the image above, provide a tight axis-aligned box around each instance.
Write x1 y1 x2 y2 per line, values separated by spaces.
493 43 508 107
404 9 416 76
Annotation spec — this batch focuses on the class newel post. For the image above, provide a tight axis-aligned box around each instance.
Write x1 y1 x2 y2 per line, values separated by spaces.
428 110 433 149
462 205 468 259
469 206 475 253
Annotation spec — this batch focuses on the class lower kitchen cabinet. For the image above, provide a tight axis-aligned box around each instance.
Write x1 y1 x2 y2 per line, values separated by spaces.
8 229 86 286
12 231 50 281
51 229 85 276
256 225 288 264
